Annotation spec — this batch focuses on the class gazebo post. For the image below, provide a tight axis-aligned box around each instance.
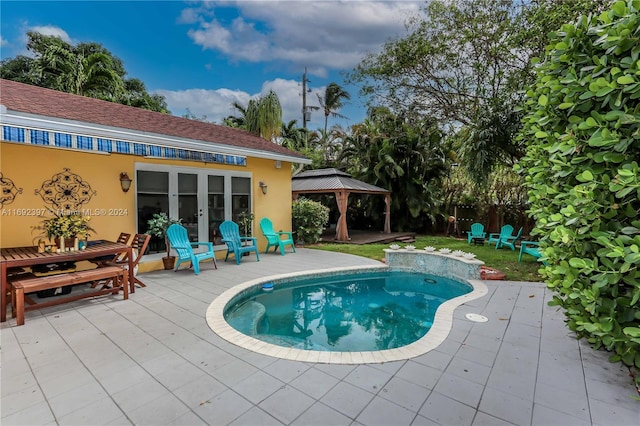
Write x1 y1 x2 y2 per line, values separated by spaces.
335 190 350 241
384 194 391 234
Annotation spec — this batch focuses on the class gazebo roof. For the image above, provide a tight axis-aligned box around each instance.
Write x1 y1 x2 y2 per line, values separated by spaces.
292 168 389 194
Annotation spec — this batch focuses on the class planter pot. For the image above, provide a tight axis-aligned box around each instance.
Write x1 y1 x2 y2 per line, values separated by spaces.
162 256 176 270
54 237 76 251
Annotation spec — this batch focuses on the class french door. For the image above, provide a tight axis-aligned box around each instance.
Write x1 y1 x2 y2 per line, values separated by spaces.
136 164 251 251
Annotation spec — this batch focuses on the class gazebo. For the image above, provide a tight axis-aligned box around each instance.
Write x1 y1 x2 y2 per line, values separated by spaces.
292 168 391 241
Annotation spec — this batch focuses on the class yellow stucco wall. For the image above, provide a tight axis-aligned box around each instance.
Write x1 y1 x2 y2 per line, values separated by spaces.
1 142 294 270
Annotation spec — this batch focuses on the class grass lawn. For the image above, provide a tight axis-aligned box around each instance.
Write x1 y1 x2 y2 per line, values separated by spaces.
309 235 544 282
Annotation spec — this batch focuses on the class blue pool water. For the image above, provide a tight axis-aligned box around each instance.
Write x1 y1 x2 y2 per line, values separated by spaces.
224 270 472 352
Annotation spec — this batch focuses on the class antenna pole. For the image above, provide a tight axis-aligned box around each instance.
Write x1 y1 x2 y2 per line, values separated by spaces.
302 67 309 129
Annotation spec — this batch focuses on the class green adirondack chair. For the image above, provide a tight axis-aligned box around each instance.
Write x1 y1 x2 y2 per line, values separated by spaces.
259 217 296 255
496 227 524 250
487 224 514 247
519 241 542 262
166 224 217 274
219 220 260 265
467 223 486 244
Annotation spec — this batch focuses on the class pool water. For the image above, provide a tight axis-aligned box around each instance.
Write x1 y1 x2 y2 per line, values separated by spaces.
224 270 472 352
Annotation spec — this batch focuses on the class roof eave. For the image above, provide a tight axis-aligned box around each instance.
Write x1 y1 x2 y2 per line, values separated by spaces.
0 107 312 165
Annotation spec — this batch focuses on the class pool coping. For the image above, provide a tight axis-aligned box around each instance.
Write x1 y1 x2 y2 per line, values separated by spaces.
206 264 489 364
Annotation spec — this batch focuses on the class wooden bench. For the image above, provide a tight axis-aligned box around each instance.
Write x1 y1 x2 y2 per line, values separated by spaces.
10 266 128 326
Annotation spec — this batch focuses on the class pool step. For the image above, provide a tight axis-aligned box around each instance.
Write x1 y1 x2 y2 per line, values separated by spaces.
226 301 265 335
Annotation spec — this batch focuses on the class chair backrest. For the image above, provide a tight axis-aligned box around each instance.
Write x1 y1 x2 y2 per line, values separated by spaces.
513 227 524 240
166 224 193 258
219 220 241 245
259 217 276 236
114 233 150 267
499 224 514 237
116 232 132 245
130 234 151 266
470 223 484 236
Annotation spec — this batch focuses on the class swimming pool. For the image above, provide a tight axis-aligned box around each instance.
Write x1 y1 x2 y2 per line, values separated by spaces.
224 270 471 352
207 263 488 364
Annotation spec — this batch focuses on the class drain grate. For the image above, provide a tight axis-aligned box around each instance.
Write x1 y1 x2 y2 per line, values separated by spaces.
465 313 488 323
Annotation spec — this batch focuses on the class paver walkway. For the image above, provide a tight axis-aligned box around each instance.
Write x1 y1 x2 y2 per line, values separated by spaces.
1 248 638 425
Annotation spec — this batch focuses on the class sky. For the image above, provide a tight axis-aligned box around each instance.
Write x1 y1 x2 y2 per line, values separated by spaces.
0 1 422 131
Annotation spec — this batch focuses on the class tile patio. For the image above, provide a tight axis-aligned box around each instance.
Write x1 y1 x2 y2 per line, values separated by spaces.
1 249 638 425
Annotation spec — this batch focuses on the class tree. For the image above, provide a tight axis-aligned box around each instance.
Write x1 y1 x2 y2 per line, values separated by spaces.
517 0 640 378
338 108 447 232
224 91 283 141
349 0 607 184
121 78 169 113
0 31 169 113
317 83 351 133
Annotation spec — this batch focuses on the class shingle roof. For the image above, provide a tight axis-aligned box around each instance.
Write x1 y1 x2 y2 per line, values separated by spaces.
292 168 390 194
0 79 307 161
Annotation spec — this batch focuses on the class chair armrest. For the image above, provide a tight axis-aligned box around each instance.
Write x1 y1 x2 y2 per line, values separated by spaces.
276 231 294 239
170 243 192 250
239 236 257 244
190 241 214 251
521 241 540 248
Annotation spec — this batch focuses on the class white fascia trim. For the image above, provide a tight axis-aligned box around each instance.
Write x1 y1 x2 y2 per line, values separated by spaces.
0 108 312 165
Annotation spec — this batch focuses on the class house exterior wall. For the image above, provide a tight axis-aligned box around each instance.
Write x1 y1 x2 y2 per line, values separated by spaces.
0 141 293 270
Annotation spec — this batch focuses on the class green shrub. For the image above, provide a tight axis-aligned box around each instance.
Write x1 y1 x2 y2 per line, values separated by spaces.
292 197 330 244
517 0 640 376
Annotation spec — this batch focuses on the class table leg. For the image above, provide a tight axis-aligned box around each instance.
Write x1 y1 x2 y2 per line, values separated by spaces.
1 262 7 322
127 247 135 294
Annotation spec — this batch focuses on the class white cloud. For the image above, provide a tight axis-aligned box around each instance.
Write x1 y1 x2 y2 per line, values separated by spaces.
0 36 7 47
29 25 73 44
184 1 420 76
156 78 329 129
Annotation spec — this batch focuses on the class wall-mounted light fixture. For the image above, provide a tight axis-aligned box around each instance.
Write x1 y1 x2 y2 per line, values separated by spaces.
119 172 132 193
259 181 268 195
274 160 282 169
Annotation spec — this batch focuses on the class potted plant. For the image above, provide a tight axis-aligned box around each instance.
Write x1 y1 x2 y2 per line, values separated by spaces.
237 211 254 236
146 213 182 270
237 211 254 256
40 211 94 250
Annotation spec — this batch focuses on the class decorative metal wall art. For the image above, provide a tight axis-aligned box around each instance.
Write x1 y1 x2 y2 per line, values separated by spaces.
0 173 23 207
35 168 96 211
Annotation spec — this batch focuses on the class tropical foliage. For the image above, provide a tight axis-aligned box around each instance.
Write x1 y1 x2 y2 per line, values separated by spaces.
292 198 330 244
339 108 448 232
146 213 182 258
224 91 282 141
316 83 351 133
517 0 640 377
349 0 608 185
0 31 168 112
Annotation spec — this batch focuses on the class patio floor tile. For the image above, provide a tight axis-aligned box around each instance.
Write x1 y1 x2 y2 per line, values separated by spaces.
356 395 417 426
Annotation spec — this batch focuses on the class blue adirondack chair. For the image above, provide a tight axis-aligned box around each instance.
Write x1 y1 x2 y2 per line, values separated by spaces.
467 223 486 244
219 220 260 265
487 224 514 247
166 224 217 274
259 217 296 255
496 226 524 250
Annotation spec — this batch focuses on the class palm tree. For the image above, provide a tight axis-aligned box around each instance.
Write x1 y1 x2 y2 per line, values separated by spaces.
280 120 308 151
317 83 351 133
224 91 282 142
34 35 124 100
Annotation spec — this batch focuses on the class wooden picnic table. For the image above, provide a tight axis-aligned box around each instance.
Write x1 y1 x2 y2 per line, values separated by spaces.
0 240 133 322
